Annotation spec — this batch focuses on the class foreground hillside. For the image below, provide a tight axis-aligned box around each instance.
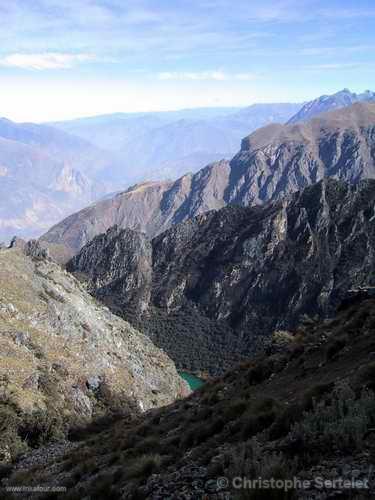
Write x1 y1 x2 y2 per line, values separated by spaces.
68 178 375 375
3 293 375 498
0 245 187 467
41 102 375 261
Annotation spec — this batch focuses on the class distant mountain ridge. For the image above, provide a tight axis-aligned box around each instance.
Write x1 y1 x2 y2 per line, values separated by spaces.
287 88 375 124
0 101 304 242
0 117 121 242
2 90 374 243
50 90 375 186
41 102 375 261
51 103 302 184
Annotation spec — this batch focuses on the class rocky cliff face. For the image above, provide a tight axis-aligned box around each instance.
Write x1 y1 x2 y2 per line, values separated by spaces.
0 246 187 461
67 225 152 314
68 178 375 375
41 103 375 262
226 102 375 206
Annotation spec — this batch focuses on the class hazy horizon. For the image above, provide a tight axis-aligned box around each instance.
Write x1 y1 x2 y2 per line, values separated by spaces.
0 0 373 122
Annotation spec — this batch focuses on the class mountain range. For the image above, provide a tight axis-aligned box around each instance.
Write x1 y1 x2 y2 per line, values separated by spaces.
41 102 375 262
1 88 374 244
51 103 301 184
50 88 375 186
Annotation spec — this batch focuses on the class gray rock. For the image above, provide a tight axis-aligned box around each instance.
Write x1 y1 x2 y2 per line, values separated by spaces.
24 240 50 260
86 375 102 391
67 225 152 315
71 386 93 418
13 331 30 346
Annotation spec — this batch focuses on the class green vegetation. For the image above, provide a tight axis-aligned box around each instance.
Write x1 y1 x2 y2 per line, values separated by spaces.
122 302 248 376
4 296 375 499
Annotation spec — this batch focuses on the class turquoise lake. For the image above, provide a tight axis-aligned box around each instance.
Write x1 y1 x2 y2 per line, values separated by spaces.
179 371 205 390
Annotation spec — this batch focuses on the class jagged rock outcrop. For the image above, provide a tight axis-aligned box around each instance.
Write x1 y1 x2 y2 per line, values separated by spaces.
0 247 188 462
68 178 375 374
41 103 375 263
67 225 152 314
23 239 50 260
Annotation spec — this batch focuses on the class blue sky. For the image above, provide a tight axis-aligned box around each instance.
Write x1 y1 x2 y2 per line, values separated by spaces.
0 0 374 121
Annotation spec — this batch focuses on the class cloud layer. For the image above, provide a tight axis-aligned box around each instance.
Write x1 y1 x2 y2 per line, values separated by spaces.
158 71 258 81
0 53 95 70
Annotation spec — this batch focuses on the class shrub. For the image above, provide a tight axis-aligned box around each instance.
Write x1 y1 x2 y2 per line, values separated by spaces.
225 439 297 499
69 413 123 442
247 363 272 385
289 382 375 455
301 382 334 411
18 410 65 447
358 362 375 391
134 436 161 454
89 472 119 499
241 412 276 440
181 417 225 448
0 463 12 480
325 337 346 361
223 398 249 421
269 404 304 441
0 405 28 462
241 399 279 439
125 454 162 480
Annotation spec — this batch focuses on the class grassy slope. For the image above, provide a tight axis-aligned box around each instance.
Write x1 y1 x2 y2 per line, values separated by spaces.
2 294 375 498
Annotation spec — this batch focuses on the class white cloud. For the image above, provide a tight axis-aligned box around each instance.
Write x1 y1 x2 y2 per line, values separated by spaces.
158 71 257 81
0 52 95 70
303 62 374 71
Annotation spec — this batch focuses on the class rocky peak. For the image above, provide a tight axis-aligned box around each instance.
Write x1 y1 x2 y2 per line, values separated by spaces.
287 88 375 124
51 164 92 196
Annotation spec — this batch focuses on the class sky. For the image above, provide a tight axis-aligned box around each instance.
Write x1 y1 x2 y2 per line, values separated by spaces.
0 0 374 122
